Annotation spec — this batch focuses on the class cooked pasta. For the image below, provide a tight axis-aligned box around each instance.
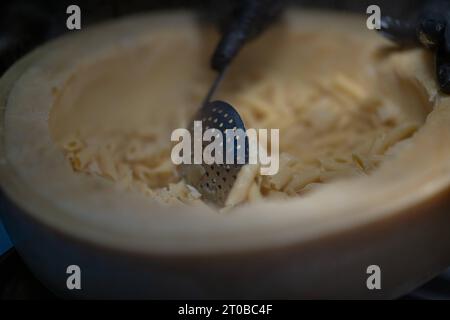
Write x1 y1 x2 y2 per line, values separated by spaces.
61 71 420 209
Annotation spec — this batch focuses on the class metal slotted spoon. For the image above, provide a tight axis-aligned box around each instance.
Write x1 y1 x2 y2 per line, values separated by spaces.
179 71 249 207
175 0 284 206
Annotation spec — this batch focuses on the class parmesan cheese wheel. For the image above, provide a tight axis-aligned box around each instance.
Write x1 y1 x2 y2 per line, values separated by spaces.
1 10 449 299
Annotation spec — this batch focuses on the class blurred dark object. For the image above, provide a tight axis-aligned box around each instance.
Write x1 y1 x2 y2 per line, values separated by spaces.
379 0 450 93
201 0 284 113
210 0 284 72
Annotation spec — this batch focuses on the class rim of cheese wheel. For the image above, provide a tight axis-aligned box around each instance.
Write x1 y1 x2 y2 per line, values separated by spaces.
0 10 449 255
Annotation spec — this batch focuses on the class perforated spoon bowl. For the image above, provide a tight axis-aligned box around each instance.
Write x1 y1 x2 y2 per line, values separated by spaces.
179 99 248 207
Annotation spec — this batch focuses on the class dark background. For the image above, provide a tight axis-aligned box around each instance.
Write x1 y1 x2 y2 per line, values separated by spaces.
0 0 427 74
0 0 448 299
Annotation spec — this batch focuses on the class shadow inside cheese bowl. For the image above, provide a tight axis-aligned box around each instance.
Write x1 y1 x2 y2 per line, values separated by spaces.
1 9 450 299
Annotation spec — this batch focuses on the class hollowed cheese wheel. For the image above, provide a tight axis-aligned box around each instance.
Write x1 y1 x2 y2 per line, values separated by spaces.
1 10 450 299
